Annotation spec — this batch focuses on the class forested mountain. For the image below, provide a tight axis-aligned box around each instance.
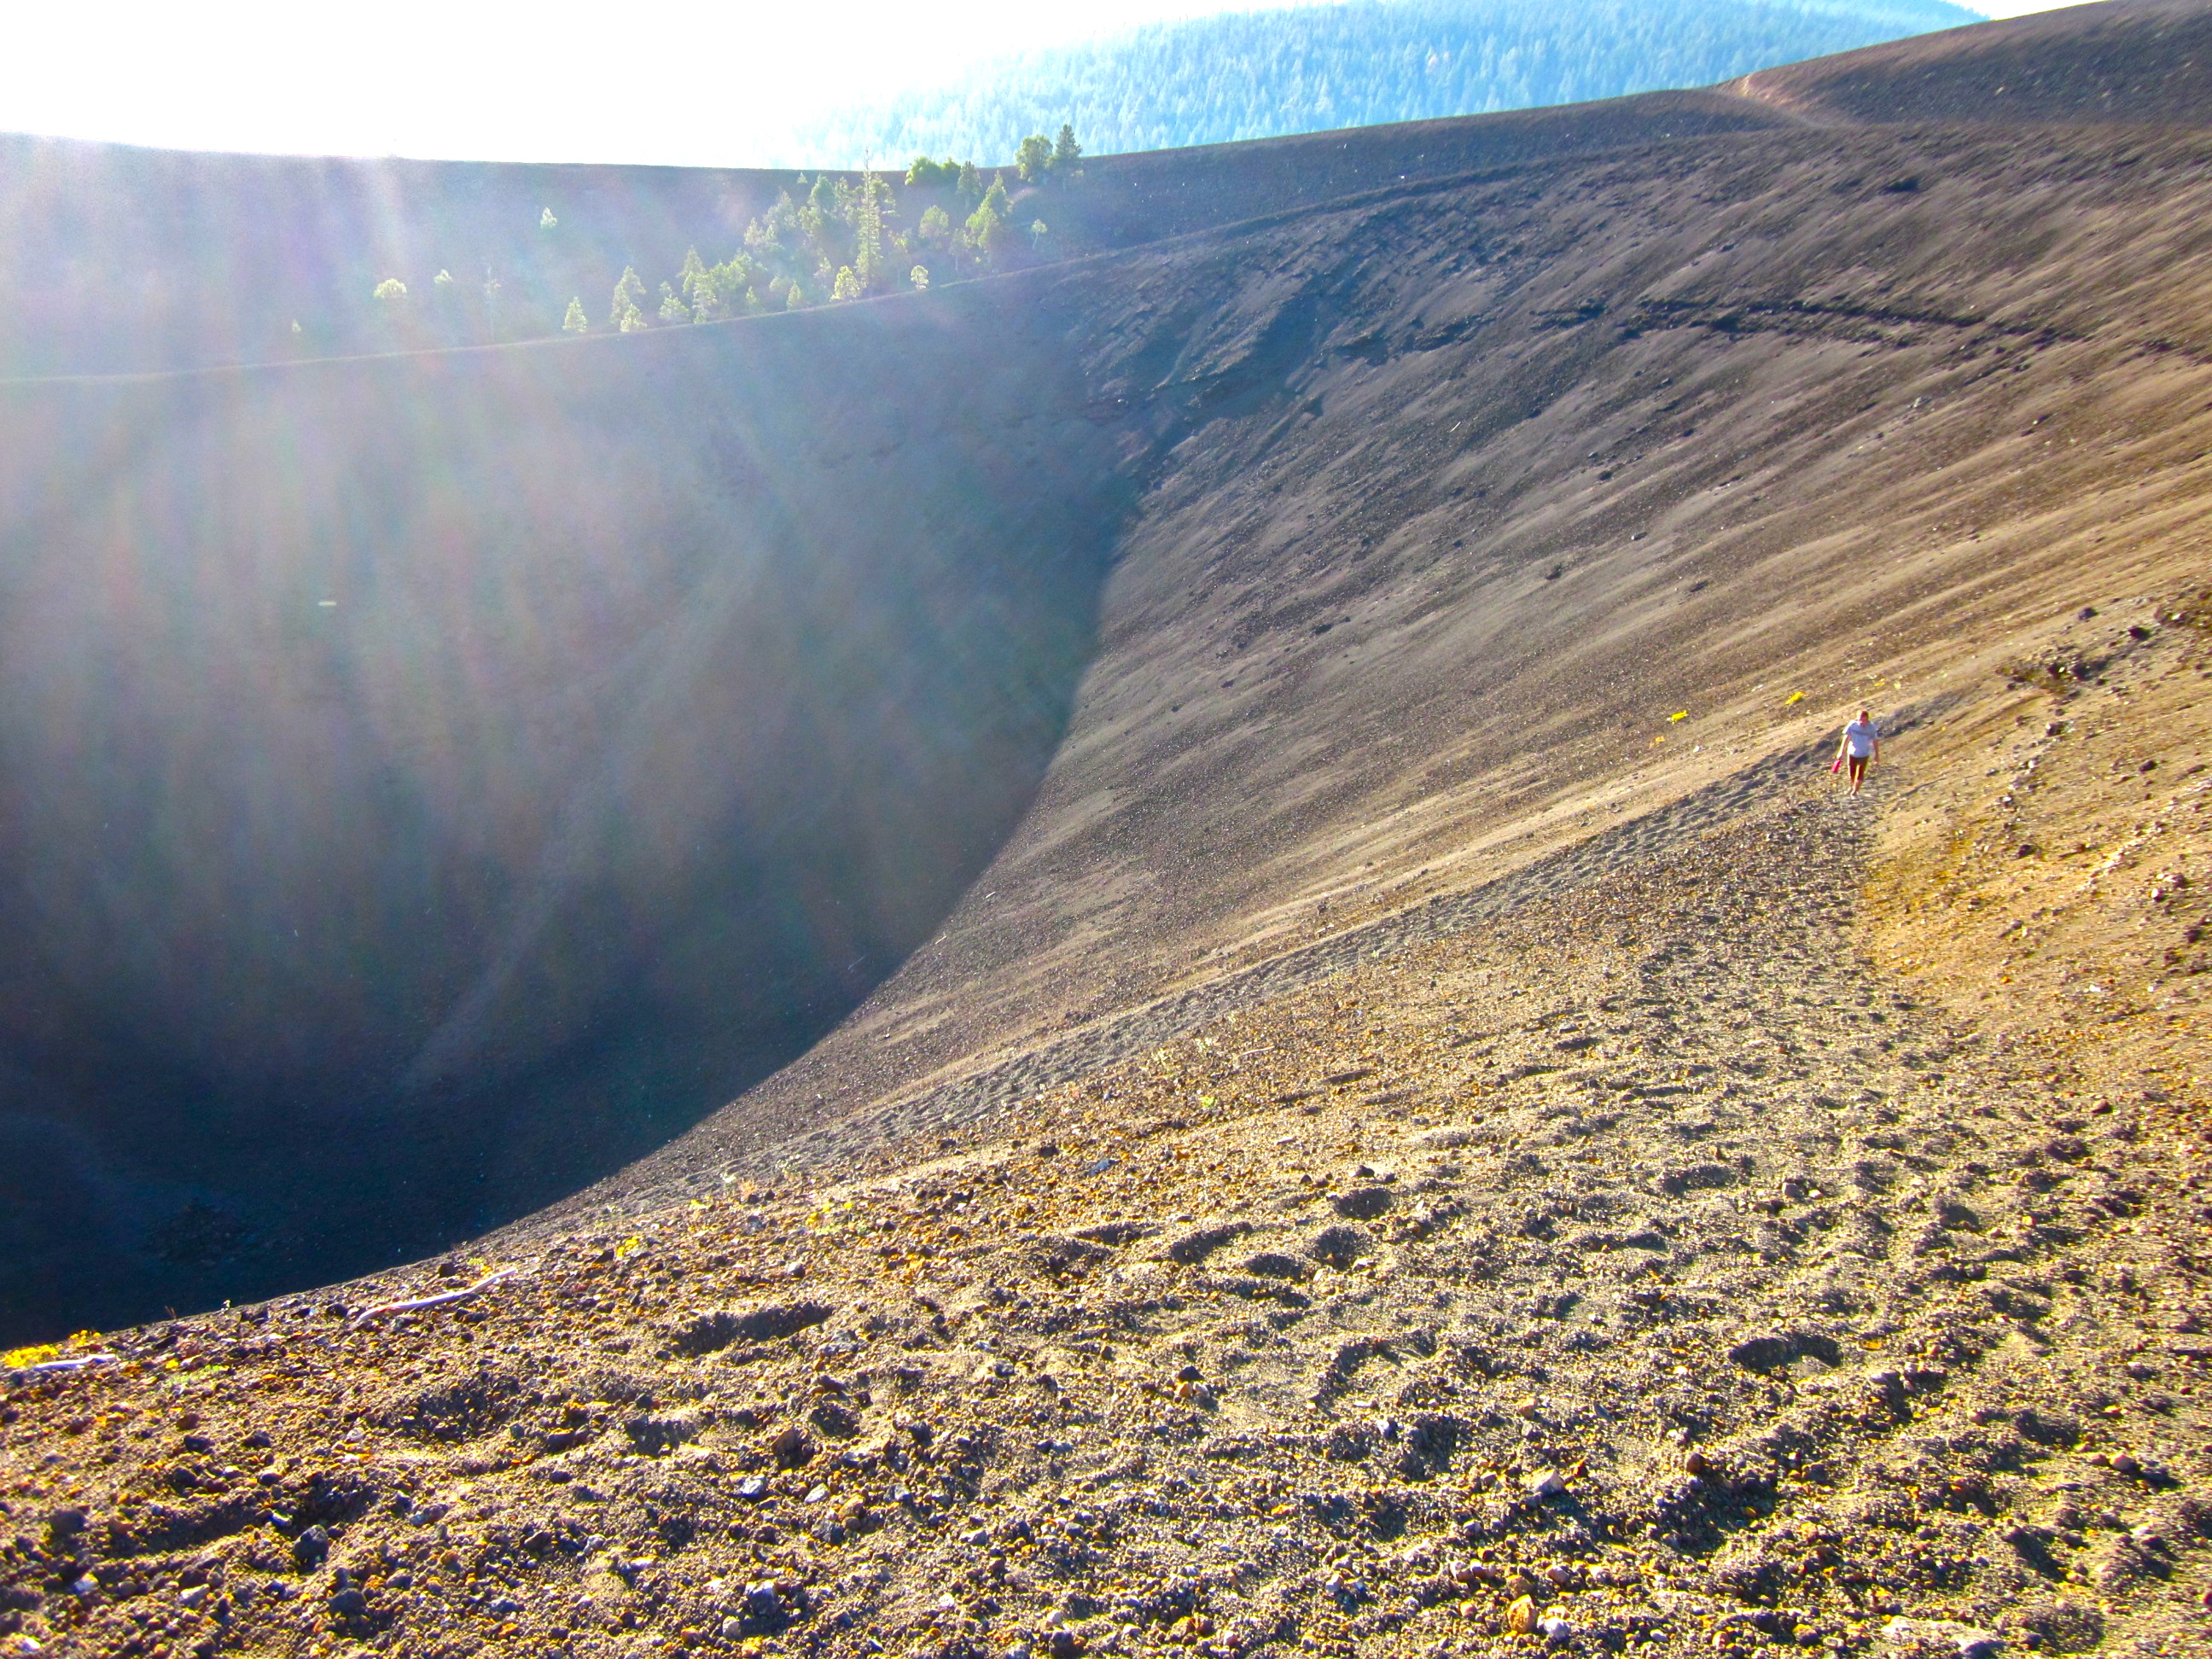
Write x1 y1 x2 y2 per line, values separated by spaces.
783 0 1979 165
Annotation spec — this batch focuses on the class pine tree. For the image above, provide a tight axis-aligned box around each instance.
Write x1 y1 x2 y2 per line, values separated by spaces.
1017 134 1052 184
965 204 1005 261
911 265 930 292
609 267 647 330
658 282 690 324
957 161 983 205
918 204 952 246
832 266 863 301
680 247 707 299
690 268 721 322
1052 124 1082 175
562 297 589 334
854 164 890 294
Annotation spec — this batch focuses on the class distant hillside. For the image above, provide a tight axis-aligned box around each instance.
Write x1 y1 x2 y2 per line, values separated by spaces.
783 0 1980 165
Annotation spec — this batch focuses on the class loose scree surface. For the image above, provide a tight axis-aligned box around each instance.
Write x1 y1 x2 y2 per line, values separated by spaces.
6 3 2212 1656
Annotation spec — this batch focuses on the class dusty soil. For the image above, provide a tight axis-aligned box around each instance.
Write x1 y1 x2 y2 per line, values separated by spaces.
608 109 2212 1216
16 2 2212 1339
1863 594 2212 1113
6 680 2210 1657
9 5 2212 1656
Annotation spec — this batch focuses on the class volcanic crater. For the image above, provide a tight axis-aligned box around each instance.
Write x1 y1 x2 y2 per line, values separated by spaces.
6 4 2212 1656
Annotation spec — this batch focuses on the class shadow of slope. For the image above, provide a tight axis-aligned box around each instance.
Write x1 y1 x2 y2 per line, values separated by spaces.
0 285 1130 1342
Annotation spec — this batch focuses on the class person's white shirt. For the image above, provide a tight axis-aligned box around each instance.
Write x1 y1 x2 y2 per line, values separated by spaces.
1843 719 1878 758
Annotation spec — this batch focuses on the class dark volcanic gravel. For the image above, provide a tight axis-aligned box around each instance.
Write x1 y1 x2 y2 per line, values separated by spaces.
5 783 2206 1658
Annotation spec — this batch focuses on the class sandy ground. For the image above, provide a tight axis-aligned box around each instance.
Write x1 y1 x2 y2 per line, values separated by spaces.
9 7 2212 1656
1863 594 2212 1110
15 4 2212 1339
588 109 2212 1220
5 617 2209 1657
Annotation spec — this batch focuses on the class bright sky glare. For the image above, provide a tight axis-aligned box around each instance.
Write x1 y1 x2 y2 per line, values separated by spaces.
0 0 2088 168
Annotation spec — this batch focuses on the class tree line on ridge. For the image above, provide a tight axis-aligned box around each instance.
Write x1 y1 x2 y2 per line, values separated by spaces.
361 126 1084 349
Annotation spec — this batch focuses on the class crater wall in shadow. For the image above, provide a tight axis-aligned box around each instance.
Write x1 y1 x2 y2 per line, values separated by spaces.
0 290 1125 1341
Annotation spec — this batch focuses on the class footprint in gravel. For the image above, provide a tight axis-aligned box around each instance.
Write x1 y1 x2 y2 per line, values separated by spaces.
1330 1185 1394 1219
1308 1224 1371 1267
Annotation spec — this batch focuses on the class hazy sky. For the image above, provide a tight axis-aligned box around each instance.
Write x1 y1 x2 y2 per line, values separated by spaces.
1 0 2089 166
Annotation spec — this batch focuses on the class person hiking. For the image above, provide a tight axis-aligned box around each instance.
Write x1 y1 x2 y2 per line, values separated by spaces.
1836 708 1880 795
